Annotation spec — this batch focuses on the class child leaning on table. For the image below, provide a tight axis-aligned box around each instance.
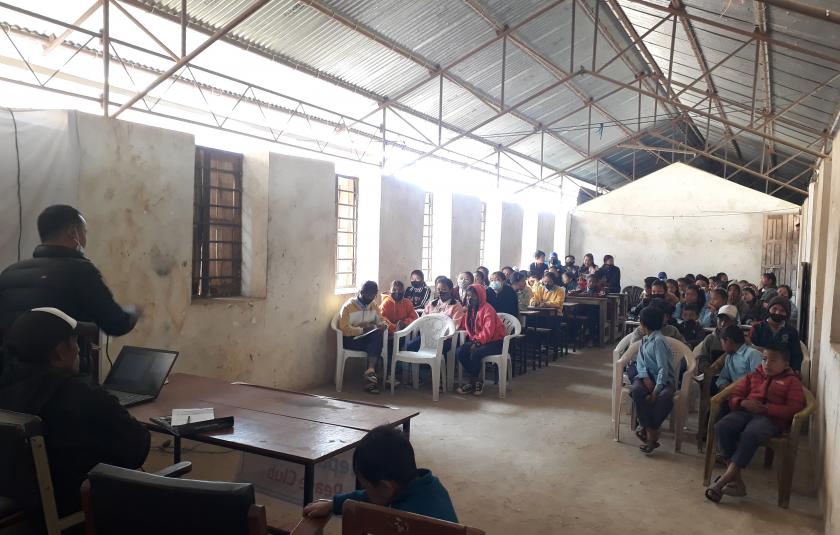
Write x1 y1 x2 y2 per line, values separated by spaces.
304 425 458 523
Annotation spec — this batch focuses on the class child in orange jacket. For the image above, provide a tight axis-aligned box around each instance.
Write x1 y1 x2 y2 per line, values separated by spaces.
379 280 418 334
705 344 805 503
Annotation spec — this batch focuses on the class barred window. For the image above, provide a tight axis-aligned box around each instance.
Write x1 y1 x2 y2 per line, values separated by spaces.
192 147 243 298
336 175 359 291
422 192 434 281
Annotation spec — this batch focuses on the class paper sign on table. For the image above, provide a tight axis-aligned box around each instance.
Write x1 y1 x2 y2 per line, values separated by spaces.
171 408 215 426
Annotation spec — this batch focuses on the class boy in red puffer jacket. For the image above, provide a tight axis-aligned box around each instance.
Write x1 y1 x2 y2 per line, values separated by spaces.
455 284 506 396
704 344 804 503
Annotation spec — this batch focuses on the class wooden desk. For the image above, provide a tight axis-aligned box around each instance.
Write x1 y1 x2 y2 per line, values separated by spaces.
130 373 419 506
564 295 610 346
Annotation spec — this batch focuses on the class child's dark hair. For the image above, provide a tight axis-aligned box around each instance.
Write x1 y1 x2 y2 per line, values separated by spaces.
437 277 454 289
353 426 417 486
640 305 664 331
763 272 777 286
511 272 526 284
410 269 425 281
534 250 545 259
683 303 700 314
764 343 790 363
711 288 727 301
720 324 745 344
543 271 558 283
643 276 658 290
361 281 378 294
651 279 665 290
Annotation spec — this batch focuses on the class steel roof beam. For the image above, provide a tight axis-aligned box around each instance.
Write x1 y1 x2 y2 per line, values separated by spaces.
644 131 807 194
42 0 101 55
112 0 273 117
670 0 743 160
759 0 840 25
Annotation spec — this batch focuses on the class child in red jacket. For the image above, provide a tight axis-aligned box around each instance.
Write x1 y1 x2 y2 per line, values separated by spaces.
705 344 805 503
455 284 506 396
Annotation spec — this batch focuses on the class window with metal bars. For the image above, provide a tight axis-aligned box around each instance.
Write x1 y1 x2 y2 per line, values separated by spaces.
336 174 359 291
479 201 487 267
422 192 434 281
192 146 243 298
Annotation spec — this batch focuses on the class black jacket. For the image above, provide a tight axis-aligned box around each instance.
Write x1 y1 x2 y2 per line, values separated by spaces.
0 245 137 338
0 360 150 515
598 265 621 293
491 284 519 317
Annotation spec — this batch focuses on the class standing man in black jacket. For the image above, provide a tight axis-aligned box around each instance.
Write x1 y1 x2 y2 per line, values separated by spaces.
0 205 139 374
598 254 622 294
0 308 150 517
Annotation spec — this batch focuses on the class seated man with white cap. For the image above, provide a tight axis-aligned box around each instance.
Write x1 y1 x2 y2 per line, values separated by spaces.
0 308 150 517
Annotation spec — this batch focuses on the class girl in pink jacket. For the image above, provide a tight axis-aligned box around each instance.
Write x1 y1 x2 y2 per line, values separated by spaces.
455 284 506 396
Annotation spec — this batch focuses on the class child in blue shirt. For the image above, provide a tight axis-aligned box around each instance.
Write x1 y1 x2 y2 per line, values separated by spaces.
716 325 763 391
630 305 676 455
303 426 458 523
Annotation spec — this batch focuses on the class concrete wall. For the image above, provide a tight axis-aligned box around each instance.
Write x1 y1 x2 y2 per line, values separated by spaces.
500 202 524 269
803 150 840 534
378 175 424 289
484 199 503 270
536 213 555 255
75 112 341 390
450 194 482 276
570 163 799 287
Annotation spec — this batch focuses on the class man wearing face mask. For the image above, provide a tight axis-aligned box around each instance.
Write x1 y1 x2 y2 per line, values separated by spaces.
749 296 803 372
0 205 139 377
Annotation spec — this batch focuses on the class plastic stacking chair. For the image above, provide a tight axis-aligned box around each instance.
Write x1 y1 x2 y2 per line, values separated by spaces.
343 500 485 535
702 381 817 508
612 338 696 452
799 341 811 389
622 285 644 312
611 333 635 422
391 314 456 401
478 313 521 399
331 314 388 392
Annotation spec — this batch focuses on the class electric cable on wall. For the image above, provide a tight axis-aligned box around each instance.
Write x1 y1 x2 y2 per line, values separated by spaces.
6 108 23 261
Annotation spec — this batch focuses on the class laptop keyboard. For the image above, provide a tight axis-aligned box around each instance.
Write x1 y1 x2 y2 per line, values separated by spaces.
108 390 151 406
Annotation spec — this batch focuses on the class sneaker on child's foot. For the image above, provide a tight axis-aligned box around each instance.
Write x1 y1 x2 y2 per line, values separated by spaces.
364 370 379 384
456 383 475 395
473 382 484 396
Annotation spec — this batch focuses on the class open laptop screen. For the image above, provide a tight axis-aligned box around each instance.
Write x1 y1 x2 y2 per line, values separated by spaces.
104 346 178 395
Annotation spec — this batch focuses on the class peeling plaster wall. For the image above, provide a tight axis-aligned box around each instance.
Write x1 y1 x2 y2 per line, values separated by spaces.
378 175 424 290
569 163 799 287
450 194 482 277
500 202 523 269
75 112 340 390
804 153 840 534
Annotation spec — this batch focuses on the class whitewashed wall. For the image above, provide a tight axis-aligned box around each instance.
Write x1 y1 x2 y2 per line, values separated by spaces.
569 163 799 287
378 175 424 290
450 194 482 277
500 202 524 269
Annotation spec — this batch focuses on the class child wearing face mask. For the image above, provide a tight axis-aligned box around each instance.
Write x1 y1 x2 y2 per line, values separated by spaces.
338 281 388 394
380 280 418 335
453 271 474 303
304 426 458 522
676 303 705 349
404 270 431 309
749 296 803 372
488 271 518 317
455 284 506 396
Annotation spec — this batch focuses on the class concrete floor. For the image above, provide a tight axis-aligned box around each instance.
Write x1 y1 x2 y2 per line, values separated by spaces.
145 346 823 535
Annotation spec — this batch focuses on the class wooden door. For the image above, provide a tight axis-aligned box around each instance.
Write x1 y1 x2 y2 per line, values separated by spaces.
762 213 800 288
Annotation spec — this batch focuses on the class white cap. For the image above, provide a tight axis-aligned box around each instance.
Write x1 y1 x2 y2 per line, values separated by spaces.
717 304 738 320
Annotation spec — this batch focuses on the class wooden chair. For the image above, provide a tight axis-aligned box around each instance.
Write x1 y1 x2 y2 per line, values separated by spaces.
702 380 817 508
343 500 485 535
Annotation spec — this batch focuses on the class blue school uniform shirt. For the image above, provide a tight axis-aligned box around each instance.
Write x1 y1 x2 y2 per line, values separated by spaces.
635 330 675 395
698 306 716 328
332 469 458 523
716 343 763 388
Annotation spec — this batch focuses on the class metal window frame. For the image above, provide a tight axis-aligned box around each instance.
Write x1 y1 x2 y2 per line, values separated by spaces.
192 145 243 298
335 174 359 291
421 192 434 282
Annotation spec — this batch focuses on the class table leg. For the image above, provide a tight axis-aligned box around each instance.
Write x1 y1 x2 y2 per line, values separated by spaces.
303 464 315 506
402 419 411 438
599 302 608 346
173 436 182 464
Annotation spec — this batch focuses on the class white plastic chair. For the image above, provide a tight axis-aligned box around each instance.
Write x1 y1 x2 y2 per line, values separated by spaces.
612 337 696 452
331 314 388 393
800 341 811 389
611 333 635 421
391 314 456 401
478 313 522 399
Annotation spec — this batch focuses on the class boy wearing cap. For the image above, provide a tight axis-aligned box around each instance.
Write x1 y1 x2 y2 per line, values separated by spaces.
749 296 804 372
0 308 150 516
694 304 740 375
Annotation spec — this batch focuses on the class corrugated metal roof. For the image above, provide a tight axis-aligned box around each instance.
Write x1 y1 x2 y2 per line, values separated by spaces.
124 0 840 201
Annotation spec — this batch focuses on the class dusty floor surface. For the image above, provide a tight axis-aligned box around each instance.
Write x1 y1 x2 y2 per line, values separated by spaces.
145 346 823 535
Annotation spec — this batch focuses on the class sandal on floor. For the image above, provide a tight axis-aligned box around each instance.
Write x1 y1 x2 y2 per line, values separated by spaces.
705 485 723 503
639 442 660 455
364 384 381 394
722 481 747 497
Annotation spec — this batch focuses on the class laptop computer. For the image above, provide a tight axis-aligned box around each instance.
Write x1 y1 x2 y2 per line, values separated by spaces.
103 346 178 407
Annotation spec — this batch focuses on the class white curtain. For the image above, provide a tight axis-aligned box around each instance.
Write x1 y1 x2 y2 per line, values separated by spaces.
0 109 80 269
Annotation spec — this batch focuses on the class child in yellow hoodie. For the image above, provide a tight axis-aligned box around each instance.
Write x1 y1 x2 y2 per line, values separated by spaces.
339 281 387 394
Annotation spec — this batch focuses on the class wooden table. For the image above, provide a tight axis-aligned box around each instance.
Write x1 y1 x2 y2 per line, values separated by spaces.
564 295 610 346
129 373 419 506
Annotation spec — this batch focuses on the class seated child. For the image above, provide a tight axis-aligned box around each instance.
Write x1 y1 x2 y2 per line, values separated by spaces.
405 270 431 309
339 281 388 394
380 280 418 334
456 284 506 396
676 303 705 349
529 272 565 310
304 426 458 522
630 306 676 454
715 325 762 392
510 272 532 311
705 345 805 503
561 271 577 292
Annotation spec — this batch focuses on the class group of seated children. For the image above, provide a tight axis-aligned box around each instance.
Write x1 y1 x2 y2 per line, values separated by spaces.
626 269 806 504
